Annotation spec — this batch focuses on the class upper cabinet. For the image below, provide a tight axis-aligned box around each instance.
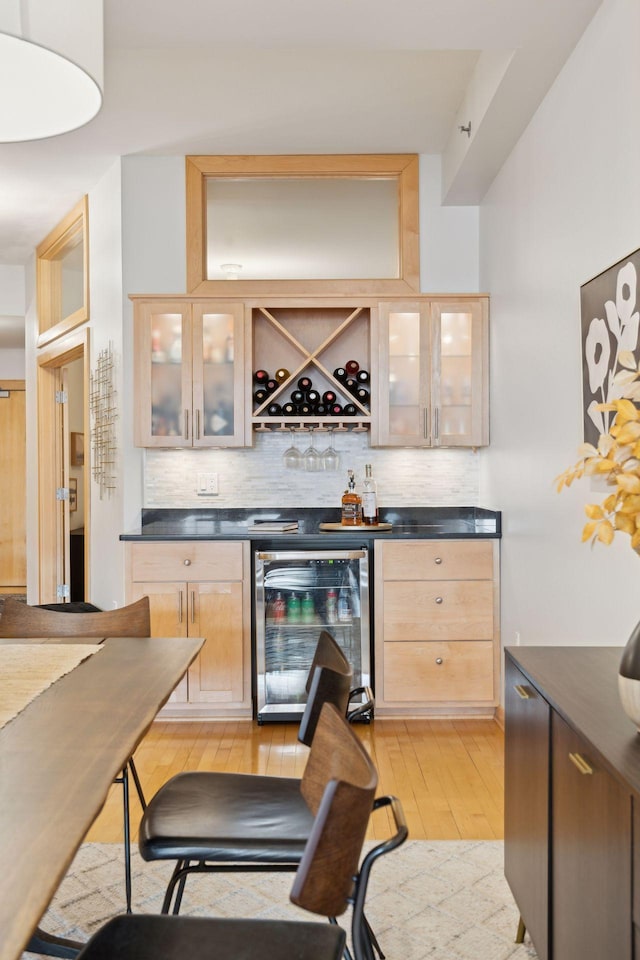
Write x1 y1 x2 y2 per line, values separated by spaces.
133 299 245 447
374 298 489 447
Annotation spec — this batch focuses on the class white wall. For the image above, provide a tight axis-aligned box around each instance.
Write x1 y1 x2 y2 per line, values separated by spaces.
480 0 640 649
0 349 25 378
0 264 26 377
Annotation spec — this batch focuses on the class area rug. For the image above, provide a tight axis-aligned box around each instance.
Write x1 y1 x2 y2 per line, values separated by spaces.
24 841 538 960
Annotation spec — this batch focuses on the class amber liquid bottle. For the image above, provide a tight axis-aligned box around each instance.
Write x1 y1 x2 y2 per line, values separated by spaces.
341 470 362 526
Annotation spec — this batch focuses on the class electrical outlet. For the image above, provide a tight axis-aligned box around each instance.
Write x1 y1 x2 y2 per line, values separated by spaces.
197 472 219 496
514 631 521 645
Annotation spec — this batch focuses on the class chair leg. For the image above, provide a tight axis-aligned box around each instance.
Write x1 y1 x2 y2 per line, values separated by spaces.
161 860 190 914
119 764 133 913
128 756 147 809
515 915 526 943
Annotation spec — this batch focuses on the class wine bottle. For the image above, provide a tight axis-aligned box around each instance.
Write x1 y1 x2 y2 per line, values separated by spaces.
254 369 269 384
343 404 357 416
298 376 313 391
254 388 268 405
267 402 282 416
355 387 370 405
314 403 328 417
345 359 360 375
275 368 290 383
306 389 321 405
282 402 296 416
344 377 359 395
341 470 361 526
322 390 337 405
333 367 347 383
265 379 278 394
298 402 313 415
356 369 370 384
362 463 379 526
291 389 305 404
329 403 343 416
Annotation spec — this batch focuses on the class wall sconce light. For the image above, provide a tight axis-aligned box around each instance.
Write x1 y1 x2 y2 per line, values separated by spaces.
0 0 103 142
220 263 243 280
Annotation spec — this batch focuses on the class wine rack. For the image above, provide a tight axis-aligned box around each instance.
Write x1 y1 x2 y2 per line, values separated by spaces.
250 304 372 432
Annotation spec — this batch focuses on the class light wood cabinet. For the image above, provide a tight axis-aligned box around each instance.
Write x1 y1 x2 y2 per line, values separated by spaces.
374 298 489 447
126 541 251 717
374 539 499 717
132 299 246 447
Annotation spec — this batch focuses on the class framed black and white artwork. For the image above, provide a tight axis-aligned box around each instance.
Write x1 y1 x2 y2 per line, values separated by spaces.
581 248 640 445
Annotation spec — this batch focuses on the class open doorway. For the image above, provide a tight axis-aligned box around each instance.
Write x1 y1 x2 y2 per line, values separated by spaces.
0 381 26 606
37 330 90 603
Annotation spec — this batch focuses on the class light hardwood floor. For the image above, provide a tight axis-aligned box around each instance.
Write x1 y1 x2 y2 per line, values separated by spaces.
87 718 504 844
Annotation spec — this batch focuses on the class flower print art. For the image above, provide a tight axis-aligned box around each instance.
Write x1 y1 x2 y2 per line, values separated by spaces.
581 249 640 445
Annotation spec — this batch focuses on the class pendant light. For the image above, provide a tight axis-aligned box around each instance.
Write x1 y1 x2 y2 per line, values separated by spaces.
0 0 103 143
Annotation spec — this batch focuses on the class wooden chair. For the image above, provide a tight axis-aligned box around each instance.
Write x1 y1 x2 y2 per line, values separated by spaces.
0 596 151 913
73 703 408 960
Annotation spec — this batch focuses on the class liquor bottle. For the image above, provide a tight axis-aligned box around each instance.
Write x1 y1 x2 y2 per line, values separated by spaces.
362 463 379 526
254 369 269 385
345 359 360 375
333 367 347 383
341 469 362 526
275 368 290 383
298 376 313 391
322 390 337 405
356 369 370 384
325 589 338 624
343 404 357 416
253 388 268 405
267 402 282 416
344 377 359 395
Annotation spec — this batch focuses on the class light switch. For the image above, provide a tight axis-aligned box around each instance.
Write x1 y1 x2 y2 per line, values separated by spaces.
197 472 219 496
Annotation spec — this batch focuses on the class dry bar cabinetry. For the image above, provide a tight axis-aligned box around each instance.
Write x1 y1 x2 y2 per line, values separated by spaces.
374 539 500 717
125 541 252 717
505 647 639 960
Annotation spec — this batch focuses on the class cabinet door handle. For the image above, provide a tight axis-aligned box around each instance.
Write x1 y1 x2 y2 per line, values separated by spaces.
178 590 183 623
514 684 530 700
190 590 196 623
423 407 428 439
569 752 594 775
183 408 189 440
184 558 191 566
435 596 443 604
195 409 200 440
434 557 443 565
435 406 439 440
435 657 443 665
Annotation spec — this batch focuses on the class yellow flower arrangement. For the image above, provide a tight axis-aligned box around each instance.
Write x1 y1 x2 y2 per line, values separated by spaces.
556 350 640 548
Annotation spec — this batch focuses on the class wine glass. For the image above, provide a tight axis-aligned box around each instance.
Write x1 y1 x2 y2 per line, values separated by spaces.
302 429 321 472
282 428 301 469
322 429 340 471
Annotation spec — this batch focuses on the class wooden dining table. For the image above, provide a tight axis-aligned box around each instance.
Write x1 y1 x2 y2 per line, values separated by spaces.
0 634 204 960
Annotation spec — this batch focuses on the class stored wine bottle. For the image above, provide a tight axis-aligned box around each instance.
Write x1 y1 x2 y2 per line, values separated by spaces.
306 389 321 405
297 376 313 391
329 403 343 416
343 403 357 416
344 377 358 395
267 402 282 416
282 402 296 416
362 463 379 526
314 403 328 417
291 390 305 404
322 390 337 405
265 379 278 394
298 402 313 415
254 369 269 384
345 359 360 375
355 387 370 405
356 369 370 384
333 367 347 383
275 368 290 383
253 388 268 404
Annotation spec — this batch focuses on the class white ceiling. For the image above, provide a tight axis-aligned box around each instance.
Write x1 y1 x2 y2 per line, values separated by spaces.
0 0 603 268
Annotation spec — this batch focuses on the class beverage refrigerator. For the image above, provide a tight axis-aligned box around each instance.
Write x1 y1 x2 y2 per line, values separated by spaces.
254 548 370 723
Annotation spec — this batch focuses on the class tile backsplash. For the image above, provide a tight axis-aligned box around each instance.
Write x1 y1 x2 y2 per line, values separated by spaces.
144 431 481 508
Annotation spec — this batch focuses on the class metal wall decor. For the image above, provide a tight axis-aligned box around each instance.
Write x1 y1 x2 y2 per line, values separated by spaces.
89 342 117 498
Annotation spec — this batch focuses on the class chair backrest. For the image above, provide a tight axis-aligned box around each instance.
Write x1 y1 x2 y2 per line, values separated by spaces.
291 702 377 918
297 630 353 747
0 596 151 639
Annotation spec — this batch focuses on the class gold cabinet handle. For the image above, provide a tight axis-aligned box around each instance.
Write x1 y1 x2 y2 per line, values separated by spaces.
569 752 593 775
514 684 530 700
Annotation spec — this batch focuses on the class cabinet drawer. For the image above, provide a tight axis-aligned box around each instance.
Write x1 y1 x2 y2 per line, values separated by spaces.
383 641 494 702
129 541 244 582
381 539 493 580
383 580 493 641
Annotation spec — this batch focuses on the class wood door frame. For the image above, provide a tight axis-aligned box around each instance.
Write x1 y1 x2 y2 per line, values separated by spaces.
37 328 90 603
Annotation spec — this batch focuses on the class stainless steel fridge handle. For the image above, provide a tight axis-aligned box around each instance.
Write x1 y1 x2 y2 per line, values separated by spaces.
256 550 367 561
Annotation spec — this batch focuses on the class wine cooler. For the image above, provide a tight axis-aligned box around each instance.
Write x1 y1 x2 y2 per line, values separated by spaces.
254 548 370 722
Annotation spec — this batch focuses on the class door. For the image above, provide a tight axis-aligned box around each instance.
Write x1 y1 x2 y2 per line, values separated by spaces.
377 301 431 446
187 581 245 703
0 382 26 593
192 302 245 446
132 582 188 702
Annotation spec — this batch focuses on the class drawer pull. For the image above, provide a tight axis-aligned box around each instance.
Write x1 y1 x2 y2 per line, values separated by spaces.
569 752 593 776
184 558 191 566
435 596 443 604
514 684 530 700
434 557 442 565
435 657 443 665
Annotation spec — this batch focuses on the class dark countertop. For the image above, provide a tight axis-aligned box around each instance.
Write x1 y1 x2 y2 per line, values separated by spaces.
120 506 501 542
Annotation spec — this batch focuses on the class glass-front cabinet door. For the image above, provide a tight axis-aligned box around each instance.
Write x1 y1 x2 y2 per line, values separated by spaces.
192 302 245 447
376 298 488 447
133 299 245 447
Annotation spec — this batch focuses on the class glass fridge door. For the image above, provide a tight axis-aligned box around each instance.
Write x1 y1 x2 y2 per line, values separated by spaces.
255 549 370 722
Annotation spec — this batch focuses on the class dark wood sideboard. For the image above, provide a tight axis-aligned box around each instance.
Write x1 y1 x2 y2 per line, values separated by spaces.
504 646 640 960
